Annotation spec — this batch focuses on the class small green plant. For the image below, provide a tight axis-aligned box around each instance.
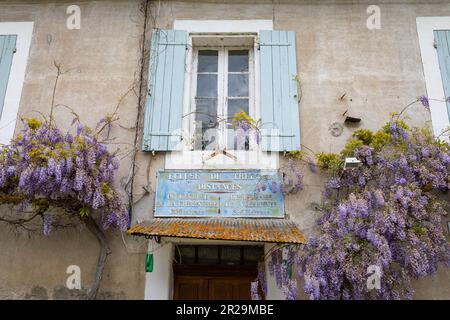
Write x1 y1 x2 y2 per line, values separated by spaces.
232 110 257 129
286 150 305 160
316 152 342 173
370 131 391 150
341 139 365 157
352 129 373 145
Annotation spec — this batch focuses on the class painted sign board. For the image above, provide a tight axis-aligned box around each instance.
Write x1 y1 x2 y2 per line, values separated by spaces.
154 170 285 218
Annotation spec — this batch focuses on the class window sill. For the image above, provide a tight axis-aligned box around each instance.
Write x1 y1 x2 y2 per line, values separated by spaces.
164 150 279 170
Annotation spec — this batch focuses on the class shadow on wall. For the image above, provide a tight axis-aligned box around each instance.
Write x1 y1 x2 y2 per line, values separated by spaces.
2 285 127 300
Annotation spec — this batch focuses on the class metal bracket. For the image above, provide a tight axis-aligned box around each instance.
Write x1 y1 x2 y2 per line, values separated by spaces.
259 42 291 46
144 235 161 243
204 148 238 161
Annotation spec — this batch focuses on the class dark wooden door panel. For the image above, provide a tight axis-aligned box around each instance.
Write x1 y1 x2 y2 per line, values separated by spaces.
174 277 208 300
174 277 253 300
177 283 200 300
209 279 234 300
234 281 252 300
174 265 257 300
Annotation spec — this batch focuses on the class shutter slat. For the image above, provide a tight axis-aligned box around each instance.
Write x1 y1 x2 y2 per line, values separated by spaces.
168 30 187 150
159 29 175 150
287 31 301 150
272 31 283 151
150 29 169 150
435 30 450 121
0 35 17 119
260 31 274 151
279 30 291 151
259 30 300 152
143 29 159 150
143 29 187 151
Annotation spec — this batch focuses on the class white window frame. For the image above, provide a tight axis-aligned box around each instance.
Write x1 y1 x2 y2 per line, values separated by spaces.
0 22 33 146
165 19 276 170
191 45 255 151
417 17 450 141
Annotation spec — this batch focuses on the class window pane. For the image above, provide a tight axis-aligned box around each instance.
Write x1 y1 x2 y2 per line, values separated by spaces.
196 74 217 98
195 125 218 150
195 98 218 150
198 50 218 72
227 128 249 150
227 99 249 120
228 74 248 97
227 99 249 150
177 246 196 264
228 50 249 72
243 246 264 265
195 98 217 123
220 246 241 265
198 246 219 265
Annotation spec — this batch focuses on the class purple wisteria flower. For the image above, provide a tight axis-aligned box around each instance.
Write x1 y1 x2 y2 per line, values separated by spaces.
0 117 130 236
389 120 399 140
285 158 304 193
43 214 53 236
418 95 429 109
258 262 267 297
250 281 260 300
256 118 450 300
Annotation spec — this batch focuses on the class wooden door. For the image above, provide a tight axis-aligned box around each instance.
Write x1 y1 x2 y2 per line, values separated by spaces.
173 245 262 300
173 277 209 300
208 278 253 300
174 276 253 300
173 265 257 300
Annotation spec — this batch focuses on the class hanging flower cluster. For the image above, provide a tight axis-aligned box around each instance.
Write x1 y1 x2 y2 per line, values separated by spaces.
261 118 450 300
268 246 299 300
232 110 262 146
282 152 306 194
251 261 268 300
0 117 129 235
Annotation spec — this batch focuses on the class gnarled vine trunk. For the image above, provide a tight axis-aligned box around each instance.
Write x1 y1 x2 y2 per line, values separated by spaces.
84 216 111 300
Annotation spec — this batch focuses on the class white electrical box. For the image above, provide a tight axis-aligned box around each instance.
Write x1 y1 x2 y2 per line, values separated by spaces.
344 157 361 169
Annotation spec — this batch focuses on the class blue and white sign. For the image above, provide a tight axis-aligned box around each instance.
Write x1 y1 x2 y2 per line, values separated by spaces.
154 170 285 218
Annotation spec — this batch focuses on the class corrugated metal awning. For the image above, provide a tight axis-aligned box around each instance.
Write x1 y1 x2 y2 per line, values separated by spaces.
128 218 305 244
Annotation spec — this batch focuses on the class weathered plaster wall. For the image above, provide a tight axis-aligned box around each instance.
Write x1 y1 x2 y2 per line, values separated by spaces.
149 0 450 299
0 0 449 299
149 0 445 232
0 0 148 300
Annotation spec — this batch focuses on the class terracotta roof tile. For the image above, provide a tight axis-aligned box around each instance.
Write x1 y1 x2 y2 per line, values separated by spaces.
128 218 305 244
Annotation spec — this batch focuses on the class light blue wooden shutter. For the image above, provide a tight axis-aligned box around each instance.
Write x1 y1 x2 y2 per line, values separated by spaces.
259 30 300 152
143 29 187 151
435 30 450 121
0 35 17 118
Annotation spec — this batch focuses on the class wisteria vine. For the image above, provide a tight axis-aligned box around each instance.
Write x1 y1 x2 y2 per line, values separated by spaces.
0 117 129 233
252 96 450 300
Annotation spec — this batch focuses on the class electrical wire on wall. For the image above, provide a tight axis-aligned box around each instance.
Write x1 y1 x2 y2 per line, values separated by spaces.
125 0 168 206
120 0 160 254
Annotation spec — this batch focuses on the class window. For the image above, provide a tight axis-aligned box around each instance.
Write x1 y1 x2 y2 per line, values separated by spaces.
174 245 264 266
434 30 450 120
0 35 17 119
143 21 301 168
0 22 34 146
417 17 450 139
192 45 254 151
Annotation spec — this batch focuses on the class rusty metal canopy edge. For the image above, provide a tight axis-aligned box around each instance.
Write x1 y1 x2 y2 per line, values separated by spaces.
127 218 305 244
